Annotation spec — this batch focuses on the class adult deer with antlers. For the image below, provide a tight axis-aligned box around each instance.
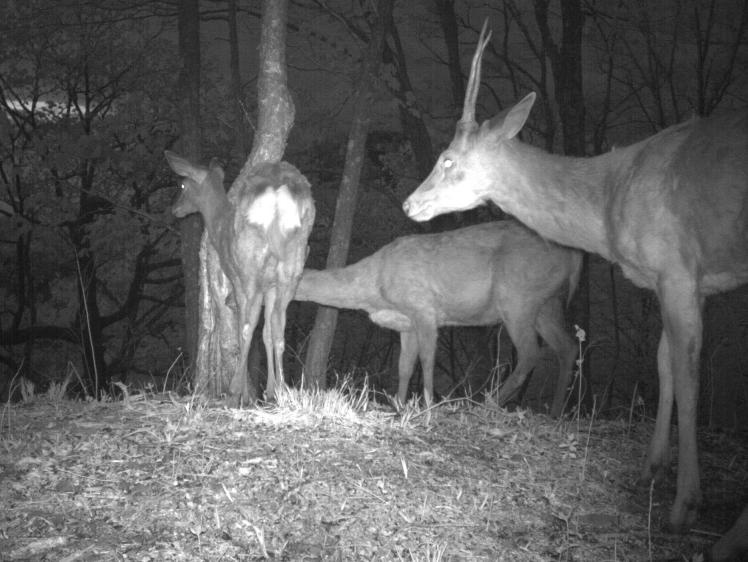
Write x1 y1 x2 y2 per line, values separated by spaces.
166 152 315 402
403 23 748 533
295 220 581 414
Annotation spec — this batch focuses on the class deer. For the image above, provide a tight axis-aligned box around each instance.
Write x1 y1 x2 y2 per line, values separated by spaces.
165 151 315 403
710 505 748 561
402 21 748 535
294 220 581 414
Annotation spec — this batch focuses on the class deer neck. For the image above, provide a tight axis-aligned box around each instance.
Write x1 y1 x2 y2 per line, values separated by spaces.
297 257 381 311
201 190 234 247
489 140 627 261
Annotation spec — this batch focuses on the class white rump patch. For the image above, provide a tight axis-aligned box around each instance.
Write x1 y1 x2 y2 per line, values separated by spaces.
275 185 302 232
247 190 276 229
247 185 302 234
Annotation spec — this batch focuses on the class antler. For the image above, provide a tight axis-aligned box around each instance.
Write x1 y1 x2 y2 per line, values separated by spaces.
460 19 492 126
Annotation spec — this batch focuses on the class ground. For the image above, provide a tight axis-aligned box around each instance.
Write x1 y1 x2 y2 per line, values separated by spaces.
0 386 746 561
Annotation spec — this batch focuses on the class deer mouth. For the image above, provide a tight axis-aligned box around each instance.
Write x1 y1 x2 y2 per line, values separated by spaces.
172 206 189 219
402 198 434 221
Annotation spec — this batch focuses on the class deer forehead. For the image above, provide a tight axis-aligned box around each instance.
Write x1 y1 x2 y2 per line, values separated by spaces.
180 168 209 189
441 141 496 176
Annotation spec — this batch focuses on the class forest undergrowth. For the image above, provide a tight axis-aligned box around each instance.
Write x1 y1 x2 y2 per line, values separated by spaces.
0 381 746 561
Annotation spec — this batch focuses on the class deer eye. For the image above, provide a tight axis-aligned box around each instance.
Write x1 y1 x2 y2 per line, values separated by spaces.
443 158 454 169
179 181 186 190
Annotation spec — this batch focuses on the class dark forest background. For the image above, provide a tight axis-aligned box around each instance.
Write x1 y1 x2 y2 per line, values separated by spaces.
1 0 747 429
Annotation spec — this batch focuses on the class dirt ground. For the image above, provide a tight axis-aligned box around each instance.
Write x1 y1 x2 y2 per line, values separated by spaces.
1 388 746 561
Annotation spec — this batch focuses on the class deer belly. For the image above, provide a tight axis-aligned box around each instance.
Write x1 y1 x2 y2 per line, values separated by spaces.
438 298 499 326
369 310 413 332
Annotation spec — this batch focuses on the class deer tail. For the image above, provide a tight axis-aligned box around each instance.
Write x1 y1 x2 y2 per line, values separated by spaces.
248 185 304 260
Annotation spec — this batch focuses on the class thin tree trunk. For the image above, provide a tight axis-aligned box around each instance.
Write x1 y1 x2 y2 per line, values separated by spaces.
535 0 590 411
195 0 294 400
303 0 394 389
176 0 202 372
385 8 433 180
227 0 262 388
435 0 464 114
228 0 250 158
556 0 591 411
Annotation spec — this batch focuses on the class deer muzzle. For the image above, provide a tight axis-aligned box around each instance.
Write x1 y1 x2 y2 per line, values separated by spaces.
402 196 435 222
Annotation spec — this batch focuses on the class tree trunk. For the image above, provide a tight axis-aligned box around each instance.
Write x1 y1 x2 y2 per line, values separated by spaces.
534 0 585 156
303 0 394 389
227 0 262 389
195 0 294 400
228 0 250 158
176 0 202 372
555 0 591 412
385 8 433 180
435 0 465 114
535 0 590 412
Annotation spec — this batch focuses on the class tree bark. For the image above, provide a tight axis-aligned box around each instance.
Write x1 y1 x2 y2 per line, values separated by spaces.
385 8 433 180
194 0 295 400
228 0 250 158
435 0 465 114
534 0 585 156
176 0 202 372
303 0 394 389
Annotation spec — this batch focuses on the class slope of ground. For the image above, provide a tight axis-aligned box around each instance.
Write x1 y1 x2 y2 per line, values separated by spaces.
0 387 746 561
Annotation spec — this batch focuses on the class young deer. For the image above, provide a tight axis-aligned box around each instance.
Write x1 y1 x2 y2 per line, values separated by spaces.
402 23 748 533
294 220 581 414
166 151 315 402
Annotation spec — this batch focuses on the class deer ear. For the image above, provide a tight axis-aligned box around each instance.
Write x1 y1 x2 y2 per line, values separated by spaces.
484 92 536 140
207 161 225 185
164 150 197 178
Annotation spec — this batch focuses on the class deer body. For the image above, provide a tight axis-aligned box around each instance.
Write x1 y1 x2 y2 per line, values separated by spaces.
166 151 315 402
402 23 748 533
295 220 581 414
711 505 748 561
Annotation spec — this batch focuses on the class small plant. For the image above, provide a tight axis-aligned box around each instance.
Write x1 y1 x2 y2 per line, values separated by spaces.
46 371 73 404
393 394 422 427
265 374 371 426
573 324 587 427
19 377 35 403
559 432 579 459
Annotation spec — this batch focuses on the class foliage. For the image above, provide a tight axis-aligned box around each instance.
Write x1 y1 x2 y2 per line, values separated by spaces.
0 1 186 393
0 1 745 429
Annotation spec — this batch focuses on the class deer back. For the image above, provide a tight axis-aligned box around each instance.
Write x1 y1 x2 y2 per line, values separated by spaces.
375 221 579 326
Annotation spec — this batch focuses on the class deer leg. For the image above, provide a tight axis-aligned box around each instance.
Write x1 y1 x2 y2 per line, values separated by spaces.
415 324 438 406
668 282 703 532
642 329 674 484
535 298 577 417
647 276 703 532
397 331 419 404
499 313 541 407
270 285 295 398
262 289 279 401
230 291 263 405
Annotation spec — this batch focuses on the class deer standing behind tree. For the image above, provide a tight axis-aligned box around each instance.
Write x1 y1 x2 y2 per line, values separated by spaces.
402 22 748 539
165 151 315 402
295 220 581 415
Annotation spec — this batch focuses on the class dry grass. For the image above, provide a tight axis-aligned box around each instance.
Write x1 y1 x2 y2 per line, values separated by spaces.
0 383 746 561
